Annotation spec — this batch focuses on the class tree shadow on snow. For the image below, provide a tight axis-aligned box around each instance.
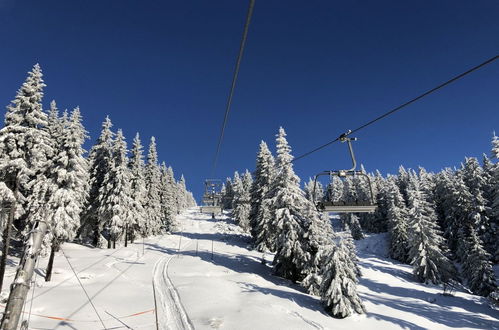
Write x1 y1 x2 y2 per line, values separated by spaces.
173 230 253 250
144 241 329 315
358 258 414 283
359 278 498 329
366 312 426 330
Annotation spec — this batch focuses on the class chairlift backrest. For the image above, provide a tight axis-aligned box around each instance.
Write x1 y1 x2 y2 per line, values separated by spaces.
312 133 377 213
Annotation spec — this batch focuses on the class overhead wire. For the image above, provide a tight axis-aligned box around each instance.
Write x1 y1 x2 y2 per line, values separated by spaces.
211 0 256 176
292 54 499 163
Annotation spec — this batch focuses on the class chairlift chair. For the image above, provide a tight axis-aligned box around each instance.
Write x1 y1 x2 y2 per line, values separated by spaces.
313 132 377 213
200 179 223 217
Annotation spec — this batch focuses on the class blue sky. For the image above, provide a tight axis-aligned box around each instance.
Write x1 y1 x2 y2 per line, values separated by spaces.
0 0 498 200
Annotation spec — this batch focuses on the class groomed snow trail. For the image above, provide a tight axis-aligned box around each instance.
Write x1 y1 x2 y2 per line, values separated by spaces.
152 241 194 330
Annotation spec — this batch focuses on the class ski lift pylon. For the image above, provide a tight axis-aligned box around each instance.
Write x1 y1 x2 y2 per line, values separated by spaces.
200 179 223 217
313 131 377 213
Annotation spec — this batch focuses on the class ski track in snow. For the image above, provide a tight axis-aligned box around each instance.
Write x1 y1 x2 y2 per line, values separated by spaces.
153 240 194 330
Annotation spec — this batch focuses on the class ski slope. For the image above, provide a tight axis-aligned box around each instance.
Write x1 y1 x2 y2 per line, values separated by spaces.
1 208 497 329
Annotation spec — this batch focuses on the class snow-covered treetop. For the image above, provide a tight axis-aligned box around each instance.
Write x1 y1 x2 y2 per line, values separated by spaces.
130 132 144 170
492 133 499 159
113 129 128 167
147 136 158 165
5 64 47 129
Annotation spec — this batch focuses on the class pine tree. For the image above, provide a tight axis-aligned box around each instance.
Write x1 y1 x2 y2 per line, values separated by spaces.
0 64 52 289
98 129 134 248
489 134 499 261
249 141 275 241
319 245 366 318
344 213 364 240
45 107 89 280
82 116 114 246
1 64 52 231
159 163 176 232
407 181 455 284
233 171 252 230
385 179 410 263
144 137 162 235
341 229 362 277
325 175 344 204
271 127 312 281
222 177 234 209
128 133 147 241
461 157 494 256
369 171 389 233
301 208 334 295
461 227 497 296
304 177 323 204
178 174 195 209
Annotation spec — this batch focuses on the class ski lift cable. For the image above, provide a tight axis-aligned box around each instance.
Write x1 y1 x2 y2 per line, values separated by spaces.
211 0 256 176
292 54 499 164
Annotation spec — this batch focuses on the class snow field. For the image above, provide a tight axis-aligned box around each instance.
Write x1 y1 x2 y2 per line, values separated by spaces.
1 208 497 329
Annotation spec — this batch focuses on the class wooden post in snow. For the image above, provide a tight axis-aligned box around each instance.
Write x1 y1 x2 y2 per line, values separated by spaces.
1 217 48 329
0 175 18 292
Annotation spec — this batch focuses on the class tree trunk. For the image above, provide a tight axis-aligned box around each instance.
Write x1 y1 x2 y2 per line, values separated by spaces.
124 223 128 247
92 221 100 247
45 242 57 282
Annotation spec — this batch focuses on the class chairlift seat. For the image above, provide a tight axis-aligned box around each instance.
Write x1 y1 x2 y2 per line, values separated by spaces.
318 201 377 213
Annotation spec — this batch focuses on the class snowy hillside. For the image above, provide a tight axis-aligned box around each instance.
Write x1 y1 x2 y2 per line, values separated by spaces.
2 208 497 329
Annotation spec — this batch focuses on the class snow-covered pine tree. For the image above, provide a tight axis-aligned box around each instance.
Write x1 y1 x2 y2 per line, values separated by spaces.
303 177 324 204
369 170 389 233
45 107 89 281
385 179 410 263
482 153 496 210
489 134 499 261
319 244 366 318
249 141 275 240
0 64 52 232
98 129 134 248
341 228 362 277
82 116 114 246
352 166 377 231
144 137 163 235
396 165 418 207
128 133 147 241
325 175 343 204
242 169 253 192
222 177 234 209
301 207 335 295
178 174 196 209
461 227 497 297
345 214 364 240
271 127 312 282
407 180 455 284
461 157 495 257
167 166 181 217
231 172 243 214
233 171 252 230
159 163 176 232
0 64 52 289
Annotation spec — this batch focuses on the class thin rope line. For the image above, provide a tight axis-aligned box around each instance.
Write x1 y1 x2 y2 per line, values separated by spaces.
61 247 106 329
292 54 499 163
212 0 256 175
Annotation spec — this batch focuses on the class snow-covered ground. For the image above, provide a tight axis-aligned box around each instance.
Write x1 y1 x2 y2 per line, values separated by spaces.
1 208 498 329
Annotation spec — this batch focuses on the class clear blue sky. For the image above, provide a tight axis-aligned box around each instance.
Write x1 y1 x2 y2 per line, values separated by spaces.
0 0 498 200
